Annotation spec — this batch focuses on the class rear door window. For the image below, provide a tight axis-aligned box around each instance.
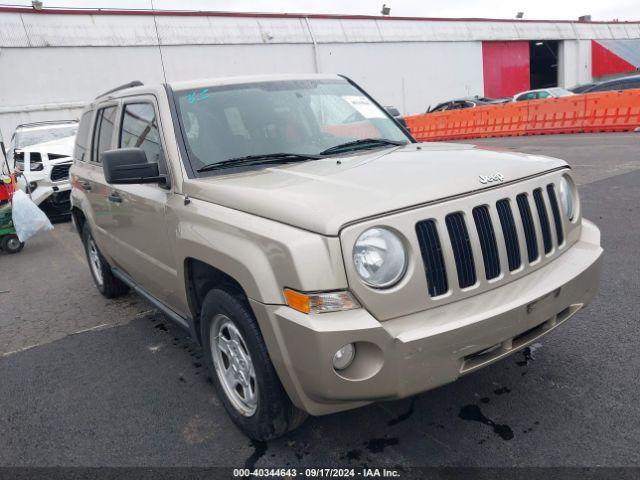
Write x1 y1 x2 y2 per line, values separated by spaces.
91 106 117 163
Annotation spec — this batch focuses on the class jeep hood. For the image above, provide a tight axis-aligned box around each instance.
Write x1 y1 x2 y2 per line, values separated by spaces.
184 143 567 235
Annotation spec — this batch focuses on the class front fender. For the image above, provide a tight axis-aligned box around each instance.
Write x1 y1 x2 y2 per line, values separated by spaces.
172 196 348 305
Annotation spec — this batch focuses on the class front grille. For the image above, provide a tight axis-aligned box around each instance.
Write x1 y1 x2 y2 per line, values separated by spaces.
533 188 552 254
472 206 501 280
415 181 566 298
445 212 477 289
50 163 71 182
516 193 539 262
496 199 521 271
546 184 564 245
415 220 448 296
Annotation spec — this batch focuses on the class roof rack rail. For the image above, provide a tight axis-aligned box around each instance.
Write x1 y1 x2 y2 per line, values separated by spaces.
96 80 144 99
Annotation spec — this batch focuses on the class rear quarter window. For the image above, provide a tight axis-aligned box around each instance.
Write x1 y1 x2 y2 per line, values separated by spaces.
74 111 93 162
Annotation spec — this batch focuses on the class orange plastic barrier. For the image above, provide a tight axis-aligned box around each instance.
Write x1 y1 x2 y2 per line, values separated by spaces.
405 90 640 142
482 101 529 137
583 90 640 132
526 95 587 135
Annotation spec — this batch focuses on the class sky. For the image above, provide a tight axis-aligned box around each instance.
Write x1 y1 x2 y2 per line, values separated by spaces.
3 0 639 21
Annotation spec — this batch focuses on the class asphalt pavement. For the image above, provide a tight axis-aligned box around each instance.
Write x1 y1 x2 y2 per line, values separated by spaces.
0 133 638 468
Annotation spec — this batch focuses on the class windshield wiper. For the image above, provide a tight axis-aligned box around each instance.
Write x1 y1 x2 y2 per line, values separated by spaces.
197 153 322 173
319 138 406 156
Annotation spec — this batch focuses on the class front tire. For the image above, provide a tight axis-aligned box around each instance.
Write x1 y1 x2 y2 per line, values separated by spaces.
201 289 307 440
81 223 128 298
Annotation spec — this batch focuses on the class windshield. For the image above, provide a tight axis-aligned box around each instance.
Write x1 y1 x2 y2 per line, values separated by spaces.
14 124 78 149
173 79 411 171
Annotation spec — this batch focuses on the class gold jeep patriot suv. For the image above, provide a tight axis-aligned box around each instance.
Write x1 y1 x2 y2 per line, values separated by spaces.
70 74 602 440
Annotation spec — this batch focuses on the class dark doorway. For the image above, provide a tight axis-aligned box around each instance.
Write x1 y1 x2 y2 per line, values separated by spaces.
529 40 559 89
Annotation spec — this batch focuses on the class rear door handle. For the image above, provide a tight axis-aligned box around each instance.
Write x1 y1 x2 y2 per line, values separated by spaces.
81 181 92 191
107 192 122 204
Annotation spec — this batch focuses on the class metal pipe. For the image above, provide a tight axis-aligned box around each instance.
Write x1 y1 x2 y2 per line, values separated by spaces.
304 16 321 73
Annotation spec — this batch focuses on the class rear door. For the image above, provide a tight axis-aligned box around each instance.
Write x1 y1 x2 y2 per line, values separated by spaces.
75 105 117 250
101 97 179 304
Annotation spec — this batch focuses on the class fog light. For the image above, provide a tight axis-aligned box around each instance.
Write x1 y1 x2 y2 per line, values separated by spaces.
333 343 355 370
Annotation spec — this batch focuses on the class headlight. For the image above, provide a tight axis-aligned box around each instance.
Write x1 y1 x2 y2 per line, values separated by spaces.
559 175 576 220
353 227 407 288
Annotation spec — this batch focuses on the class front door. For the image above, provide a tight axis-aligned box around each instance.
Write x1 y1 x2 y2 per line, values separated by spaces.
101 99 179 305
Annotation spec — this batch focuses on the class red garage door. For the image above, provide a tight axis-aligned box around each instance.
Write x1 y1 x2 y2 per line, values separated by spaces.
482 41 530 98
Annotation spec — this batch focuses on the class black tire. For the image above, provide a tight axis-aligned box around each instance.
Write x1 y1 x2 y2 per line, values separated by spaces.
1 234 24 254
201 288 307 440
81 223 129 298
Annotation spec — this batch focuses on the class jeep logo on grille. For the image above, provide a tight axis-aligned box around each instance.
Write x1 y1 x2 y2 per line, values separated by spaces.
479 173 505 184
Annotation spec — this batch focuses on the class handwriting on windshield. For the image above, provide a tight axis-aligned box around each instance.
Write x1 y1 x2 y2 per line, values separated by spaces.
186 89 209 104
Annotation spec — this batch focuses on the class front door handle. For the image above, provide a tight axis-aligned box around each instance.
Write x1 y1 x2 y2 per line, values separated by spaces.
107 192 122 204
81 181 92 192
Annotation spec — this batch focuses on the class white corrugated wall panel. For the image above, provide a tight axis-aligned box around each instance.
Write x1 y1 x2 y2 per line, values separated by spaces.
574 23 617 39
255 18 313 43
306 19 348 43
307 19 384 43
21 13 158 46
377 20 471 41
156 16 312 45
513 22 571 40
606 23 635 39
0 14 29 47
474 22 522 41
336 19 384 42
156 15 264 44
2 12 640 47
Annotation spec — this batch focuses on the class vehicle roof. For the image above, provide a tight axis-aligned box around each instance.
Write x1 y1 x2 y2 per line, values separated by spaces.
168 73 344 91
598 73 640 83
450 97 492 102
91 74 347 105
433 97 496 105
515 88 549 94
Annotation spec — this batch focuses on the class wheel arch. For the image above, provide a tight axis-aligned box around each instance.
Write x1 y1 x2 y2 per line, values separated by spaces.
183 257 250 344
71 206 86 236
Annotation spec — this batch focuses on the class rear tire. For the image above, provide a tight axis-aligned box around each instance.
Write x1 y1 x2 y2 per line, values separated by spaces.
1 234 24 254
201 288 307 440
81 223 128 298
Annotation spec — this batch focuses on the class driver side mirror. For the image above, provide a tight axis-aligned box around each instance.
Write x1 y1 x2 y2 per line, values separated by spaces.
102 148 165 185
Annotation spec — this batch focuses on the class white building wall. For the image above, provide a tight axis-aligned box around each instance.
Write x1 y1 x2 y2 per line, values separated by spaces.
317 42 484 114
0 9 638 143
0 39 482 142
558 40 593 88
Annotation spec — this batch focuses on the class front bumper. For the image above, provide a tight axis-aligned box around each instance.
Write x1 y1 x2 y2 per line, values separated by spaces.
251 219 602 416
31 184 71 218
